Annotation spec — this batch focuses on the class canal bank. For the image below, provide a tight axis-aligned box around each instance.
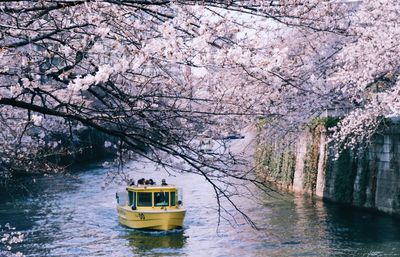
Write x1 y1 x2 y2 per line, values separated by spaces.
255 119 400 216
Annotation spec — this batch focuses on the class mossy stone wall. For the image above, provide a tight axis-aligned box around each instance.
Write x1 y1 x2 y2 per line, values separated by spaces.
254 143 296 187
255 121 400 215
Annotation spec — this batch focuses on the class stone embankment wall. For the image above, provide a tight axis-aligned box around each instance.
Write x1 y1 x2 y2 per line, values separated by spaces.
255 122 400 215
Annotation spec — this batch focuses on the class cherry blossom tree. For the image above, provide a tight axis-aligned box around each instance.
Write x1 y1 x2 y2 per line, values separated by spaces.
327 1 400 149
1 0 396 225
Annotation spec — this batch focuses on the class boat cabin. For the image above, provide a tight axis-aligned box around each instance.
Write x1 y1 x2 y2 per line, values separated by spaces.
126 185 180 210
116 179 186 230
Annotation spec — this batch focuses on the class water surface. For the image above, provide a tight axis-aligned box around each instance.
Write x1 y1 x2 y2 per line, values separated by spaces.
1 163 400 256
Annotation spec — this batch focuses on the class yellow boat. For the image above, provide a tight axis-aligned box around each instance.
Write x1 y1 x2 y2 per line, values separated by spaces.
116 180 186 231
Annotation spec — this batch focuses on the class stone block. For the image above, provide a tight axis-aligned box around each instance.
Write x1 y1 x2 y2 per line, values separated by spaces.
384 135 392 145
383 143 392 153
376 152 391 163
368 151 376 161
377 161 390 173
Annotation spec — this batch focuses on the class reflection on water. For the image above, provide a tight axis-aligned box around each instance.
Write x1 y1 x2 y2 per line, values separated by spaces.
125 229 187 256
1 163 400 256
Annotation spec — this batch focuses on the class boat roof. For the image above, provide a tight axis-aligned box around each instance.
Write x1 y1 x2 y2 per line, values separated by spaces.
126 185 178 191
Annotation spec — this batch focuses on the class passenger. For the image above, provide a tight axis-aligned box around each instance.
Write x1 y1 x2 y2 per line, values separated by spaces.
161 179 168 186
145 179 150 185
149 179 155 185
138 178 145 185
129 179 135 186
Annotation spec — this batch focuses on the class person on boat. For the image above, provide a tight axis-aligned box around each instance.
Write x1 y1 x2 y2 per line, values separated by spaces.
138 178 145 185
154 192 168 206
149 179 155 185
128 179 135 186
161 179 168 186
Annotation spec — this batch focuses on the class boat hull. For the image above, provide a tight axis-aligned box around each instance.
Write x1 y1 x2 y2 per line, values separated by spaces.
117 206 186 231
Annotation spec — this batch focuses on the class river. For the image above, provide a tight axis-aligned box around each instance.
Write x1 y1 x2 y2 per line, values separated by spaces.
1 161 400 257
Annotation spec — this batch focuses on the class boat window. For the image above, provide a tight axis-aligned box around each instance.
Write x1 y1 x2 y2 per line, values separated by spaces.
154 192 169 207
137 192 152 207
128 191 134 206
170 192 176 206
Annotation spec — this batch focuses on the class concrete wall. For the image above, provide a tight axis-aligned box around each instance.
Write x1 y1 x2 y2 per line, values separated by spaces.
255 124 400 215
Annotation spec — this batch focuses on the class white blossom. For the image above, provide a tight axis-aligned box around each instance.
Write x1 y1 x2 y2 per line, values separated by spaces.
31 114 43 126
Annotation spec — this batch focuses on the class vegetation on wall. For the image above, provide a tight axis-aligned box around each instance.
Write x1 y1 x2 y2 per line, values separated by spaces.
302 124 323 192
254 143 296 187
255 116 341 192
254 118 296 187
302 117 340 192
256 108 400 217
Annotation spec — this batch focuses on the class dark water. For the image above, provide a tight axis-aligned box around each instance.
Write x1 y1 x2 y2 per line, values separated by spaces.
1 163 400 257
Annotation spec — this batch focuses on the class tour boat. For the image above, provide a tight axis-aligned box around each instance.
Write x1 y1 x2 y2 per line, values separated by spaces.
116 179 186 231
